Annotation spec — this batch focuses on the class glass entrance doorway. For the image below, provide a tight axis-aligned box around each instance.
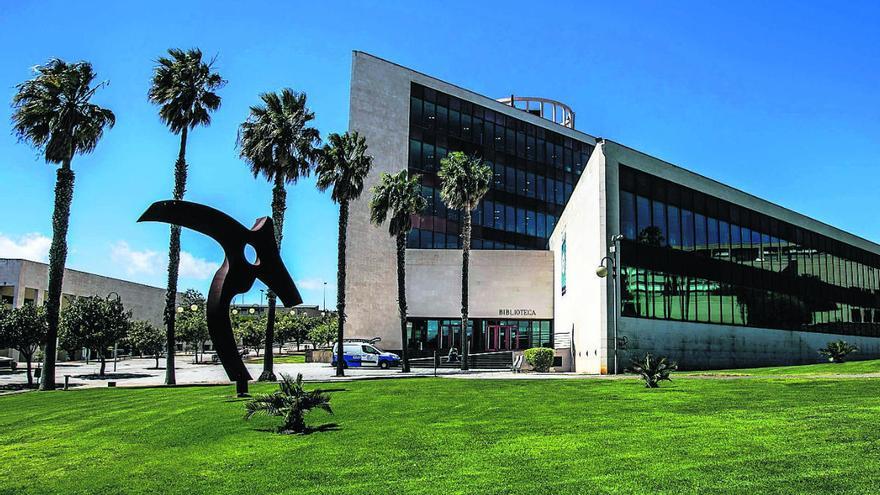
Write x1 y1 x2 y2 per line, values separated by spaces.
486 324 517 351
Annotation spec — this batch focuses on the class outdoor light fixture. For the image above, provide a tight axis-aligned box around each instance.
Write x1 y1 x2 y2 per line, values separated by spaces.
177 306 184 313
190 304 198 312
597 234 625 374
248 307 255 314
231 309 238 315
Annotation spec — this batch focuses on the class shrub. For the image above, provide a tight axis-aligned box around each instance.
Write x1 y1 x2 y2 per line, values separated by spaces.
524 347 555 372
628 354 677 388
244 373 333 434
819 340 858 363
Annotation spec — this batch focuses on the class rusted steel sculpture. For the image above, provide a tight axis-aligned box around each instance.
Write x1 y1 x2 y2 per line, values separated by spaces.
139 200 301 395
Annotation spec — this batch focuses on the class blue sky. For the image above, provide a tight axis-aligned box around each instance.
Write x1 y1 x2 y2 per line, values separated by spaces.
1 1 878 307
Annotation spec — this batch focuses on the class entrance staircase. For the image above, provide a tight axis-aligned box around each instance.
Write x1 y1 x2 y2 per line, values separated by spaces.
408 351 514 370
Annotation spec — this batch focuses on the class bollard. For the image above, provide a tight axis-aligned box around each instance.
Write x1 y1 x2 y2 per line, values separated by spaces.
63 375 70 391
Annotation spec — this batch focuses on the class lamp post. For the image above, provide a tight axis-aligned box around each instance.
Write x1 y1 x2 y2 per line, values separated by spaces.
596 234 624 374
323 281 327 313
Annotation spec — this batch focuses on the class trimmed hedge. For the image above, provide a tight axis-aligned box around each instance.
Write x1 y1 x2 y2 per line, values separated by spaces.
524 347 554 372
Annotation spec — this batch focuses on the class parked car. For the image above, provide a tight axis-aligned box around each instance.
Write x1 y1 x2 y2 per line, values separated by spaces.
0 356 17 370
332 342 400 369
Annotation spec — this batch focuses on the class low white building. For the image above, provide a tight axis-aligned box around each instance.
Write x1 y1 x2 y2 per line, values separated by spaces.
1 258 170 360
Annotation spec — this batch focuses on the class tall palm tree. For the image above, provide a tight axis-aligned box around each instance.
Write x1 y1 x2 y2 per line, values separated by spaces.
316 132 373 377
148 48 224 385
11 58 115 390
369 171 426 372
438 152 492 370
238 89 320 381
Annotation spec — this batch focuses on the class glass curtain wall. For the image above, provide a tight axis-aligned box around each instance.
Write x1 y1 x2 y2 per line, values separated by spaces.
407 83 592 250
618 164 880 336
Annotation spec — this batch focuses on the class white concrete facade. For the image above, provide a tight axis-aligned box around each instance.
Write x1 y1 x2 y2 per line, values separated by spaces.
550 141 880 372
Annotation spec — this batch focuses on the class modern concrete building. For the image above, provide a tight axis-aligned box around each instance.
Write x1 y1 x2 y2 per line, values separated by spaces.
1 258 170 360
345 51 880 372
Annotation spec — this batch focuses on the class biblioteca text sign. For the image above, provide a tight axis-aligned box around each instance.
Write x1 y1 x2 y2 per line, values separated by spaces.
498 308 537 316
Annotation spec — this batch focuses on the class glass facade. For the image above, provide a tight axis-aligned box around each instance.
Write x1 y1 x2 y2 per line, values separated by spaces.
619 164 880 336
406 318 553 355
407 83 593 250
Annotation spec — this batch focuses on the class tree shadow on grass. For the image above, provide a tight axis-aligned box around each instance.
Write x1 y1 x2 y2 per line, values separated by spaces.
252 423 340 435
74 373 152 380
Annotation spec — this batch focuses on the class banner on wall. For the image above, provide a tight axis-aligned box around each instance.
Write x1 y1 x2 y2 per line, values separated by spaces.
561 233 567 296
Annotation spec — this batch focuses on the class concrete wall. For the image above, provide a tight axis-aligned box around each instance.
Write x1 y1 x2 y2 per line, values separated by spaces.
550 143 609 373
1 259 168 326
618 317 880 369
406 249 553 320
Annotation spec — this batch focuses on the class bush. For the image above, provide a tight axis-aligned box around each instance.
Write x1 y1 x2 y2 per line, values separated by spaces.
244 373 333 434
819 340 858 363
524 347 554 372
628 354 677 388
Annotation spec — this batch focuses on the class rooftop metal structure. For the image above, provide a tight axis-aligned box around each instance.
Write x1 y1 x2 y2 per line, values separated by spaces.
496 95 576 129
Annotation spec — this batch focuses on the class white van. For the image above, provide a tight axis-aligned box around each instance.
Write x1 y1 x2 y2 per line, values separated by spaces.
332 342 400 369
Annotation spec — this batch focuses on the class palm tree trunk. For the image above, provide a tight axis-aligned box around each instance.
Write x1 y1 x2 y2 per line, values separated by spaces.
26 354 33 387
396 232 410 372
260 173 287 382
335 200 349 377
460 212 471 371
40 161 75 391
163 128 188 385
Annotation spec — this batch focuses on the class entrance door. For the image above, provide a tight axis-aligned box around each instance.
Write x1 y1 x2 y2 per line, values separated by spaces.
486 325 516 351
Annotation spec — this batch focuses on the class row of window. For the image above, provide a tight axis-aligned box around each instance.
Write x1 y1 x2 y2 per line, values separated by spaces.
619 165 880 335
405 318 553 352
622 266 880 336
407 228 546 250
409 83 591 251
409 139 573 206
620 165 880 267
620 173 880 293
409 94 590 173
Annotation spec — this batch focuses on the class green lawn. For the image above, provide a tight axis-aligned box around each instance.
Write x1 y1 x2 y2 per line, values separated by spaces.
3 377 880 494
245 354 306 364
686 358 880 376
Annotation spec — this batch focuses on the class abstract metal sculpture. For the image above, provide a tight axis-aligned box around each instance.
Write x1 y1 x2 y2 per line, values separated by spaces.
138 200 301 395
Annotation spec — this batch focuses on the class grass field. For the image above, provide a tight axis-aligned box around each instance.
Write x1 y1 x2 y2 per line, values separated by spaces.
686 358 880 376
3 376 880 494
245 354 306 364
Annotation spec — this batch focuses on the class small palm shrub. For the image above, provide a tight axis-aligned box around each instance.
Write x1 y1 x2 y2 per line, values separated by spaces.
819 340 858 363
628 354 677 388
244 373 332 434
524 347 555 372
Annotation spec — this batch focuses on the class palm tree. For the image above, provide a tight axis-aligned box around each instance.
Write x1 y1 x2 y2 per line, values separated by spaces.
238 89 320 381
369 171 426 372
11 59 115 390
244 373 333 434
316 132 373 377
437 152 492 370
148 48 224 385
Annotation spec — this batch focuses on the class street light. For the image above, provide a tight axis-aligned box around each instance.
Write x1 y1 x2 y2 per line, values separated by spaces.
177 306 184 314
231 308 239 316
190 304 198 312
596 234 624 375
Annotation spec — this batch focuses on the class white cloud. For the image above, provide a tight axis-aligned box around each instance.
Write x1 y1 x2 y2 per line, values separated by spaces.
179 250 220 280
111 241 162 276
0 232 51 262
110 241 218 281
297 277 330 291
